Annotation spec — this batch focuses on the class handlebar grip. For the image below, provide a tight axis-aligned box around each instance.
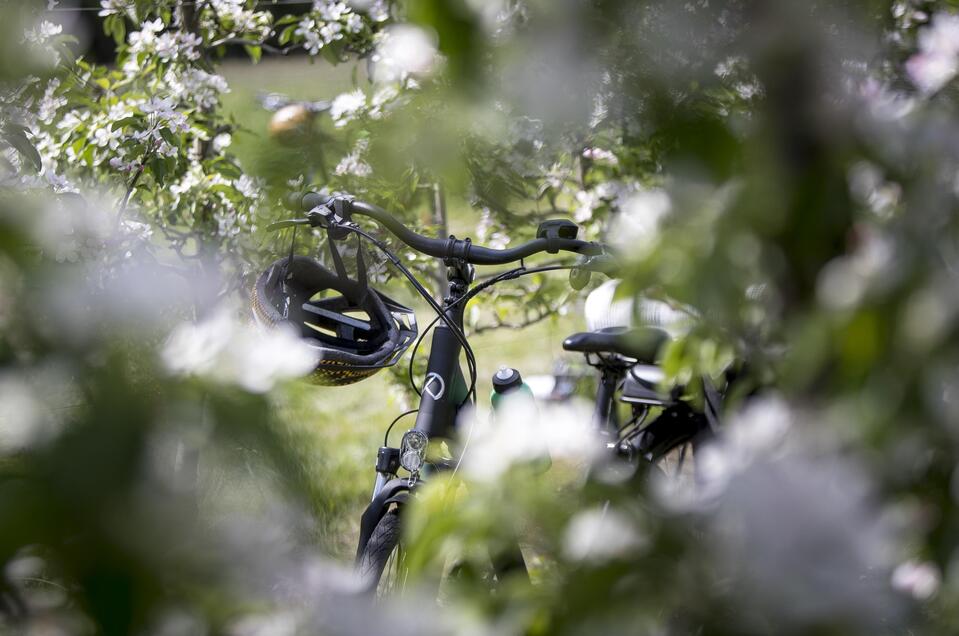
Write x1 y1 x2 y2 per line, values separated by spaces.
301 191 332 211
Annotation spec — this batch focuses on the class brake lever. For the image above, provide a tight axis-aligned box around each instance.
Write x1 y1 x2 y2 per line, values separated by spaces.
578 253 619 274
569 251 619 290
266 201 352 234
266 218 312 231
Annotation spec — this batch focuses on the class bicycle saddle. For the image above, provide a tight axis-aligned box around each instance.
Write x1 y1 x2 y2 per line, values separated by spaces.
562 326 669 364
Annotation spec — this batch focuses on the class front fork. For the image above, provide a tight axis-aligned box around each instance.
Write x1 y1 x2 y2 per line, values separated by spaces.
370 446 400 501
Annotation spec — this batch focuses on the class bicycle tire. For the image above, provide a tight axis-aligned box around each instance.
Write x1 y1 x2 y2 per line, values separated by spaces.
357 509 405 596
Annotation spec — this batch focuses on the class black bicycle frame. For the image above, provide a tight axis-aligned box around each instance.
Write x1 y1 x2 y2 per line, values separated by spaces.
411 295 470 441
357 262 474 561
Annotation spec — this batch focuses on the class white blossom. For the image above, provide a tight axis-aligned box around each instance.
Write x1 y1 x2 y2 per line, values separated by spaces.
128 19 164 54
295 18 324 55
368 84 400 118
213 133 233 152
344 13 364 34
110 157 139 173
209 0 272 37
906 13 959 94
573 189 603 222
368 0 390 22
236 174 262 200
334 139 372 177
320 21 344 44
155 30 202 62
329 89 366 126
316 1 348 21
164 69 230 110
24 20 62 44
98 0 126 17
37 79 66 124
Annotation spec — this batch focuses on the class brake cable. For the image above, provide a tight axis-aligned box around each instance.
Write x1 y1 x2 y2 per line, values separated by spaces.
407 263 575 396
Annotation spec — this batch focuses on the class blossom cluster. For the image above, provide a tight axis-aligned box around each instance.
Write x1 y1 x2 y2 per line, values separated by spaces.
906 12 959 94
290 1 387 56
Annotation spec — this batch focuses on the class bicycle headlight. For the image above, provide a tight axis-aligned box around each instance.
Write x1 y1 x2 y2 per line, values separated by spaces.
399 430 429 473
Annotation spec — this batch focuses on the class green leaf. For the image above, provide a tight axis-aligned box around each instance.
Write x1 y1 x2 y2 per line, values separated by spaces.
275 14 300 27
111 116 141 132
158 128 178 147
150 156 167 184
244 44 262 64
102 15 124 45
2 128 42 173
278 25 296 46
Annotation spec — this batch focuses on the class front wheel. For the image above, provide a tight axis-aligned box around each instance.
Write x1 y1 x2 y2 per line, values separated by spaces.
357 509 406 596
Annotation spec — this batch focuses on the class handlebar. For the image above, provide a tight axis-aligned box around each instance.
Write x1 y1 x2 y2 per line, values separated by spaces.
287 192 610 267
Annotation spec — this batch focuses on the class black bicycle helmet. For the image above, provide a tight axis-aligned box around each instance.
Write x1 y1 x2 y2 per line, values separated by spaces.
252 254 417 386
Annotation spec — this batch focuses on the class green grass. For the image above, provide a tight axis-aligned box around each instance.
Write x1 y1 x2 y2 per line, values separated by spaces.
220 57 588 560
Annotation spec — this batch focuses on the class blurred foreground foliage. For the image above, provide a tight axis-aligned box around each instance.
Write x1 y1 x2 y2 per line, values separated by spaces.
2 0 959 634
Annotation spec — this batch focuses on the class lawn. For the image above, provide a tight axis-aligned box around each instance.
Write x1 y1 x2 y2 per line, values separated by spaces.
219 57 589 559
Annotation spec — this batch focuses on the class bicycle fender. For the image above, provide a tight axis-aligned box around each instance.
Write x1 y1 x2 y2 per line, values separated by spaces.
355 477 410 563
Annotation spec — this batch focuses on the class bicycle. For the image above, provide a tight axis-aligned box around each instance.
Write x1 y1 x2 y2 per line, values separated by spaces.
256 192 717 595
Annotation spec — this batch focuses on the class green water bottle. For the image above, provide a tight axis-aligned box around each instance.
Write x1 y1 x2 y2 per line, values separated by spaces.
490 366 534 410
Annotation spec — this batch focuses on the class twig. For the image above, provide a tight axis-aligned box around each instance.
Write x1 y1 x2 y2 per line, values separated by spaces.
208 37 302 55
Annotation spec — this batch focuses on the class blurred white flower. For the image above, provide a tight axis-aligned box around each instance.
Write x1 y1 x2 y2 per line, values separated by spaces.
461 397 600 482
0 368 74 452
0 376 41 452
563 506 646 563
858 77 916 120
37 79 66 124
891 559 940 600
162 308 319 393
658 395 792 511
372 25 439 83
213 132 233 152
816 226 895 311
573 189 601 222
582 147 618 165
236 174 263 200
708 452 901 628
24 20 62 44
369 84 400 118
329 89 367 127
715 55 745 78
334 139 373 177
906 13 959 94
607 188 672 253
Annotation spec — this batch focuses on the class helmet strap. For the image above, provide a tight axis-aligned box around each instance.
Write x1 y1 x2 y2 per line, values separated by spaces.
354 233 369 298
327 234 370 302
285 225 297 276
